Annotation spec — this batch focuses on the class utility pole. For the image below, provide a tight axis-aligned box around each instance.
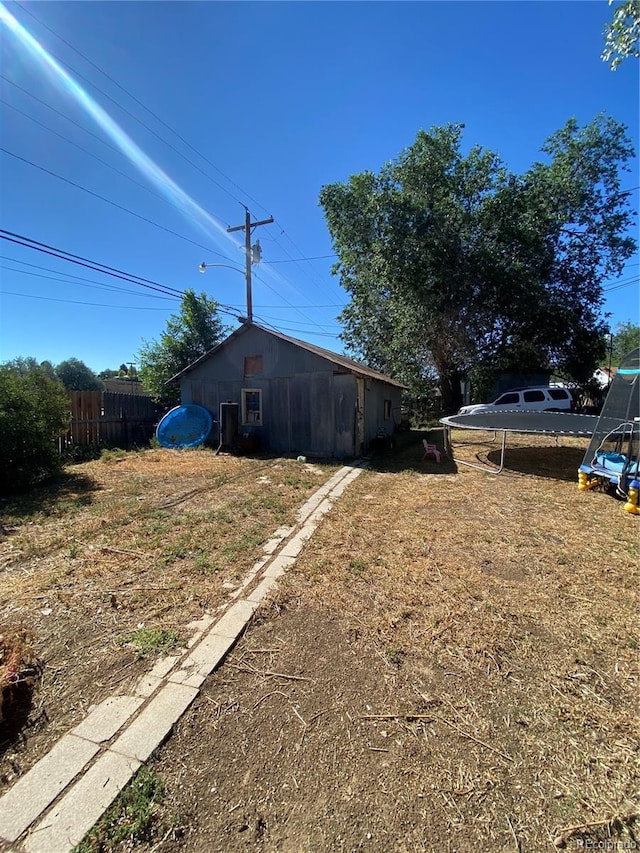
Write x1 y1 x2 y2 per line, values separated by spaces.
608 331 614 391
227 207 273 323
127 362 136 396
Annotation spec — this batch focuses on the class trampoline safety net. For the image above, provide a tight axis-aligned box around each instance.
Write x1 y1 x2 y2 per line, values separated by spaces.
580 347 640 496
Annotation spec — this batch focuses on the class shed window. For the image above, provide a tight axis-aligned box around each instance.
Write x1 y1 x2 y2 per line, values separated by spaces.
244 355 263 378
384 399 392 420
241 389 262 424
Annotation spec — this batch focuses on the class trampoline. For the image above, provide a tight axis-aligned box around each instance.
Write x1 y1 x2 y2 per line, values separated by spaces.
439 411 617 474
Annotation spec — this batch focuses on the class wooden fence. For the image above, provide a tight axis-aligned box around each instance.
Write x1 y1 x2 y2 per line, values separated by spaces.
61 391 163 449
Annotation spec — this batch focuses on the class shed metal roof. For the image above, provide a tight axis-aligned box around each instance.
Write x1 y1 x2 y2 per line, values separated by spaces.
169 322 406 388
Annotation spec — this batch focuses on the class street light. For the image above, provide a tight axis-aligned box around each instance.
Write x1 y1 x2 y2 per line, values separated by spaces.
198 235 265 323
198 262 245 276
198 261 250 323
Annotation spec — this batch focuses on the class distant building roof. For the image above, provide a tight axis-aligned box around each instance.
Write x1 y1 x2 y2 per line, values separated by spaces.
103 378 151 396
593 367 617 388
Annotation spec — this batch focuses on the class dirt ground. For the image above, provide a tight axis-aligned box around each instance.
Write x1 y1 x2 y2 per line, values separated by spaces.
0 449 339 790
1 432 639 852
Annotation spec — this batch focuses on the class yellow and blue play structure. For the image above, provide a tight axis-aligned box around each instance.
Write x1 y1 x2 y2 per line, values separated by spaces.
578 348 640 514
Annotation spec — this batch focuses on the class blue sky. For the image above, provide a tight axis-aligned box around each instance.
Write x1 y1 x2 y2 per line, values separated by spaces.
1 0 638 373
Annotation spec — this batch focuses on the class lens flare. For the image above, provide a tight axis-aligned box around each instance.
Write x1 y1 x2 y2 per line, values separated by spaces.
0 3 236 253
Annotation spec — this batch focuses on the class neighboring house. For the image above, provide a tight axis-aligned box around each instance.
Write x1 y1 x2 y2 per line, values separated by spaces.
593 367 616 388
170 322 405 458
103 378 151 396
488 371 551 400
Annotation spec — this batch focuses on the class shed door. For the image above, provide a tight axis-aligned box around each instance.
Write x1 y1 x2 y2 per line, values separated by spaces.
356 377 365 455
220 403 239 449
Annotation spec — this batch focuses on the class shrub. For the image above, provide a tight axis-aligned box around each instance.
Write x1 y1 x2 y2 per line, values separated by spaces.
61 443 104 464
0 359 70 493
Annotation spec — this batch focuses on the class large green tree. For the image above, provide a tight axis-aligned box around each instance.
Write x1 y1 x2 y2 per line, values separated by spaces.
602 0 640 69
0 358 70 492
610 320 640 365
138 290 229 407
56 358 103 391
319 118 636 410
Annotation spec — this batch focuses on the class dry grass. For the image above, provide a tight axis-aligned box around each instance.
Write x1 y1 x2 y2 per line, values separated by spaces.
1 448 338 620
280 428 640 849
1 432 638 850
0 447 339 784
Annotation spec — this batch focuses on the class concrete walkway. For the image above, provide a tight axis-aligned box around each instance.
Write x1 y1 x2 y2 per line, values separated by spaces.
0 462 366 853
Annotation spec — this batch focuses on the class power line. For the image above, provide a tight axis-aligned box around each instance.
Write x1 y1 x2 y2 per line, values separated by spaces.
2 24 342 314
250 317 343 339
0 230 338 333
262 254 337 264
0 262 178 301
252 303 344 309
0 229 184 297
1 254 177 297
3 10 343 292
1 148 234 261
0 74 129 161
0 230 244 318
1 97 182 211
251 269 339 334
1 289 244 321
2 98 249 263
7 8 247 213
14 1 276 219
0 290 174 310
603 277 639 294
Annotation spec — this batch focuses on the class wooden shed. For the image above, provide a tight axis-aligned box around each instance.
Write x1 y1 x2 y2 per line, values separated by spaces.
170 322 405 458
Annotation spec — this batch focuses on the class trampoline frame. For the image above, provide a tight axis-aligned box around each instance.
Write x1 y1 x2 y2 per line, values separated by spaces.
440 418 508 473
439 411 602 475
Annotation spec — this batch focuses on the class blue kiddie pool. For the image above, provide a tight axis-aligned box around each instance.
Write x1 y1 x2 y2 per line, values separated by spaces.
156 404 213 449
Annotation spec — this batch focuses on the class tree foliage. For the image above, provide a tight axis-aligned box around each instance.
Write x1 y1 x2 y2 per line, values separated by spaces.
611 320 640 365
319 118 636 409
137 290 230 407
602 0 640 69
0 358 70 493
56 358 103 391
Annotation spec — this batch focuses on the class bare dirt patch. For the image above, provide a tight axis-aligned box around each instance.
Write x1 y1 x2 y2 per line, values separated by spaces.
2 432 639 852
73 428 640 853
0 448 339 789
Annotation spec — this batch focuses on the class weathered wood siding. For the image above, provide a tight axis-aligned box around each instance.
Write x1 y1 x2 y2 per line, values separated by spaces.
179 325 401 458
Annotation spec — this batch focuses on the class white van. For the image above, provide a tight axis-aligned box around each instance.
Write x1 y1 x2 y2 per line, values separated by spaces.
458 385 574 415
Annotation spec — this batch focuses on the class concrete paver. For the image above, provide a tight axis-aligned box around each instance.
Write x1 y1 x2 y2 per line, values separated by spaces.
0 462 366 852
110 682 199 762
23 751 141 853
264 553 296 579
281 529 310 558
167 664 208 689
184 631 236 670
133 673 163 698
0 735 99 843
244 575 280 604
71 696 144 744
148 655 180 680
212 599 258 638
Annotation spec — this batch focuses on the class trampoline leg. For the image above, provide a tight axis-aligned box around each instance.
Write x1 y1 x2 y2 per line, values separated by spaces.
578 471 598 491
624 483 640 515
